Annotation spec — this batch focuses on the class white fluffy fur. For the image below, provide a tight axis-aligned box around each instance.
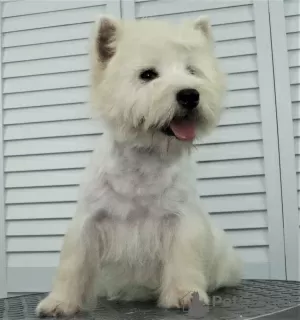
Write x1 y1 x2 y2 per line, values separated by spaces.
36 16 241 317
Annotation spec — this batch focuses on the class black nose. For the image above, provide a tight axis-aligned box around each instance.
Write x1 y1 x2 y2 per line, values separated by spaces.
176 88 199 110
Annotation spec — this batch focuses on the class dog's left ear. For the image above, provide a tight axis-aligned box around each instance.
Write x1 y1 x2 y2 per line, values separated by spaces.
94 15 121 63
193 16 213 41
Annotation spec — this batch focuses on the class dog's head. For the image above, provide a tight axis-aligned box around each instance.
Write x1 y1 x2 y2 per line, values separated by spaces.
91 16 225 151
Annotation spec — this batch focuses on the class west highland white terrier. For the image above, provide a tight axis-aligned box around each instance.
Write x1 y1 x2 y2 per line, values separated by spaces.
36 15 241 317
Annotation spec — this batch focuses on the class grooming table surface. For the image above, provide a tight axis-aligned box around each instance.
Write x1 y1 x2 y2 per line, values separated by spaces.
0 280 299 320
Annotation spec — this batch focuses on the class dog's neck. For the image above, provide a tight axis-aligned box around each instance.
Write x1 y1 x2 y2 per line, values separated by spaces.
107 140 186 187
112 140 184 165
109 127 191 162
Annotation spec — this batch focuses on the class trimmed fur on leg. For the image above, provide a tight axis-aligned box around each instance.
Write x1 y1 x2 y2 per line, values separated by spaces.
36 214 102 317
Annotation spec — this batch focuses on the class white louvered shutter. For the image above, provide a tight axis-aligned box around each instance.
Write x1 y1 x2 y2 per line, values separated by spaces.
121 0 287 280
0 0 292 298
0 0 121 297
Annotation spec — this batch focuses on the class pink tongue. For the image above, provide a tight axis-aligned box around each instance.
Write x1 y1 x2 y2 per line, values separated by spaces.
169 119 196 141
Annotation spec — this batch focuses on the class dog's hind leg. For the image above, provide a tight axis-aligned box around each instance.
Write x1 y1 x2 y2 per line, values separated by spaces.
36 213 102 317
207 228 242 292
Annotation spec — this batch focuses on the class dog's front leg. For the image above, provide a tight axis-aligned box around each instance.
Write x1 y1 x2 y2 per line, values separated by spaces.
36 214 101 317
158 215 210 309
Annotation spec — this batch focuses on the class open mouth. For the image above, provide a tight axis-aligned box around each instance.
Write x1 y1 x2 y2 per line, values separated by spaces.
161 116 197 141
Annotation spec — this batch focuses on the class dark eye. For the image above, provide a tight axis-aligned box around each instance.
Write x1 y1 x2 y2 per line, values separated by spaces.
139 68 159 81
187 66 196 75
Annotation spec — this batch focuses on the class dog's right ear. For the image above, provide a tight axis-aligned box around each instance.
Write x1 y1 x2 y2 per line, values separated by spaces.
193 16 213 41
94 16 120 63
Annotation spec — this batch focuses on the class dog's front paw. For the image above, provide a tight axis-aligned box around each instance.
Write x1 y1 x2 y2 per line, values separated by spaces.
158 288 209 309
36 294 80 318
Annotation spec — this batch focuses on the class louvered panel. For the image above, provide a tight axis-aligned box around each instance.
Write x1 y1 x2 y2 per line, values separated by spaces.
198 123 262 145
290 67 300 85
8 253 60 268
289 50 300 68
196 158 264 179
222 55 257 74
7 236 65 252
294 120 300 137
5 186 79 204
4 153 91 172
5 169 84 188
3 23 93 48
192 141 263 162
2 6 106 32
212 211 268 230
203 194 267 213
197 176 265 196
4 119 103 141
284 0 300 280
292 102 300 120
220 105 261 126
136 1 253 24
3 103 90 125
287 33 300 51
4 151 91 172
3 39 87 63
6 220 70 236
3 71 89 94
237 247 268 263
4 87 89 109
6 203 77 220
291 84 300 102
4 135 99 156
1 0 121 295
2 1 105 17
3 56 89 78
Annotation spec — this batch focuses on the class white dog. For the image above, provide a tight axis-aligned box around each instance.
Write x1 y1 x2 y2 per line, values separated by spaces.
36 15 241 317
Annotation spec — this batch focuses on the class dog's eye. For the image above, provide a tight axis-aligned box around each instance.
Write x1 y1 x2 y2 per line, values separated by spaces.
139 68 159 81
187 66 197 75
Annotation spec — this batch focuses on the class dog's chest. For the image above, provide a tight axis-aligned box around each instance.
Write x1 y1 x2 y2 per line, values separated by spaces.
106 165 187 218
83 144 194 219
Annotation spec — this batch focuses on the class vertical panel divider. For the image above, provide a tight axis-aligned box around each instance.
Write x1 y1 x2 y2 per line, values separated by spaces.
253 0 286 279
268 0 299 281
